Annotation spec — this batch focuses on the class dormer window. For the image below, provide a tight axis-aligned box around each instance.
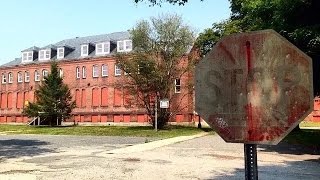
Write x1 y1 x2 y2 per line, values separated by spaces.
22 52 33 62
117 40 132 52
57 48 64 59
96 42 110 55
39 49 51 60
81 45 88 56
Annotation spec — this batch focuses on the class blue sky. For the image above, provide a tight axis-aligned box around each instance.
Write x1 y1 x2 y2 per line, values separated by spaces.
0 0 230 64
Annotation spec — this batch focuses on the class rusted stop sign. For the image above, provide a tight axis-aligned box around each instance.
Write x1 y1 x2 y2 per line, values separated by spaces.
195 30 313 145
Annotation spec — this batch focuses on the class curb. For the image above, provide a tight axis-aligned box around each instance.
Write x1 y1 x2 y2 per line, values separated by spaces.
102 132 209 154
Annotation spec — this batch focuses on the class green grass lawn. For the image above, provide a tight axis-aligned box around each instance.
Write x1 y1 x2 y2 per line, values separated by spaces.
0 125 213 139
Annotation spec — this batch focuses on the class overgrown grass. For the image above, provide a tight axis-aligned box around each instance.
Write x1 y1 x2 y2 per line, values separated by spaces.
299 121 320 127
283 129 320 147
0 125 213 139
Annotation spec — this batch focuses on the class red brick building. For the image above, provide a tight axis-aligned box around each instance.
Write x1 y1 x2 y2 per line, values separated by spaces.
0 31 196 125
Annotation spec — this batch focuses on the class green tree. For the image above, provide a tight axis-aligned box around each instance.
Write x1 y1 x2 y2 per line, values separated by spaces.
23 61 75 126
116 14 195 129
196 0 320 94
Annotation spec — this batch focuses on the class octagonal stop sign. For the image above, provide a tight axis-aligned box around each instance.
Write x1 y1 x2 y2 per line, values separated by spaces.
195 30 313 145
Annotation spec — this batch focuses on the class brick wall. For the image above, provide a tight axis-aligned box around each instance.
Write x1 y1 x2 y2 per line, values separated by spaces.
0 56 196 125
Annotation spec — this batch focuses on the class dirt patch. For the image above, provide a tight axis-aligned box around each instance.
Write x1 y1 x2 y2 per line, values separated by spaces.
0 169 37 174
122 158 141 162
203 153 242 160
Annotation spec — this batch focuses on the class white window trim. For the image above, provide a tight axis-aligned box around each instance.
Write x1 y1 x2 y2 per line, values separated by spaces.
57 47 64 59
174 79 181 93
22 51 33 62
76 67 80 79
81 45 89 56
42 69 48 80
59 68 63 78
8 72 13 84
1 73 6 84
17 72 23 83
39 49 51 61
117 41 124 52
101 64 108 77
82 66 86 79
124 40 132 51
117 40 132 52
96 42 110 55
115 65 121 76
92 65 99 78
25 71 30 82
35 70 40 82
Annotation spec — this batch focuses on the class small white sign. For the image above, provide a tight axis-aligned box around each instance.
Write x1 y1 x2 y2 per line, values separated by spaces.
160 99 169 108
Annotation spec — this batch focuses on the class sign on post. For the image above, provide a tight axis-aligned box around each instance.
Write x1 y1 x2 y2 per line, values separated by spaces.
160 99 169 108
195 29 313 145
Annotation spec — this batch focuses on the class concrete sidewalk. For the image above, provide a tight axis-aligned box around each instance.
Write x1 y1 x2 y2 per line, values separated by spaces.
100 132 209 155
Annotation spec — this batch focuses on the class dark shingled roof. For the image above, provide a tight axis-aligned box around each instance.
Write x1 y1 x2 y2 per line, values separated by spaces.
1 31 130 68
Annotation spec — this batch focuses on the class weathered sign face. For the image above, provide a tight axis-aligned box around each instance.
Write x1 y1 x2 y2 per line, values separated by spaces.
195 30 313 145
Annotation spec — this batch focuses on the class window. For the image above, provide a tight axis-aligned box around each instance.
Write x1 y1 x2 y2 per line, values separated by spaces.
115 65 121 76
96 42 110 55
125 40 132 51
25 71 30 82
76 67 80 79
175 79 181 93
59 68 63 78
1 73 6 84
57 48 64 59
92 65 99 78
8 73 13 83
22 52 33 62
17 72 23 83
42 69 48 80
101 64 108 77
81 45 88 56
82 66 86 79
118 41 124 52
35 70 40 81
117 40 132 52
39 50 51 60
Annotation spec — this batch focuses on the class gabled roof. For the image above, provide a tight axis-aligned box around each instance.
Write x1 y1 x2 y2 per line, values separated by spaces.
1 31 131 68
41 44 57 50
21 46 40 52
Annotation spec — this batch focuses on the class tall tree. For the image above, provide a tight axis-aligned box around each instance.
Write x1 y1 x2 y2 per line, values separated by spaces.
116 14 195 129
196 0 320 95
23 61 75 126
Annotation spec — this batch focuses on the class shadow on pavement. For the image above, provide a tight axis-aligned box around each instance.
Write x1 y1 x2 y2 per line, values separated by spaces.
207 159 320 180
0 139 55 159
259 142 320 155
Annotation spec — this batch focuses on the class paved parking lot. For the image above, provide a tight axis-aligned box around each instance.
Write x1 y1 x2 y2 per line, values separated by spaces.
0 134 319 180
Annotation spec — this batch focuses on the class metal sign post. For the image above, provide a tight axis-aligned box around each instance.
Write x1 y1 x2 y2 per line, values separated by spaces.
244 144 258 180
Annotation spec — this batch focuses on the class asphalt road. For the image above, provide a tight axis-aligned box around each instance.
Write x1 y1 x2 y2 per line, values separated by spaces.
0 134 319 180
0 135 152 159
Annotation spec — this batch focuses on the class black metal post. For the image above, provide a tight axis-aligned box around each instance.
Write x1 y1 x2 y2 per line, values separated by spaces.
244 144 258 180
